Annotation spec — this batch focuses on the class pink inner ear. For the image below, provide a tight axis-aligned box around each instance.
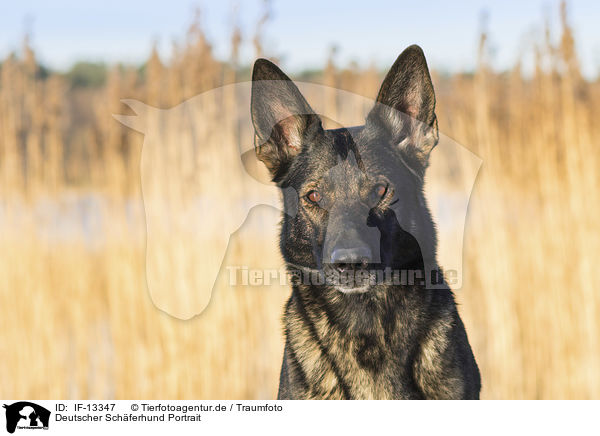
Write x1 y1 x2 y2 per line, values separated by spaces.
405 106 418 119
276 116 302 151
403 88 423 120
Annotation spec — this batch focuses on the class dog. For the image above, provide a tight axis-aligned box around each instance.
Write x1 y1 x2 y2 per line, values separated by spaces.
250 45 481 399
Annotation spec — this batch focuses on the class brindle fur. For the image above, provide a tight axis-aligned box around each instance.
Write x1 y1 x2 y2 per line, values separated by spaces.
251 45 481 399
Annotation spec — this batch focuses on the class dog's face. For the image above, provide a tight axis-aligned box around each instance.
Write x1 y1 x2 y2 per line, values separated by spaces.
251 46 439 293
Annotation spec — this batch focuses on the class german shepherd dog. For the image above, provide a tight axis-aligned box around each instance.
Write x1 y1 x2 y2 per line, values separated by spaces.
250 45 481 399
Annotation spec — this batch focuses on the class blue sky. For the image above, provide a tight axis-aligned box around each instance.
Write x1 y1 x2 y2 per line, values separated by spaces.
1 0 599 76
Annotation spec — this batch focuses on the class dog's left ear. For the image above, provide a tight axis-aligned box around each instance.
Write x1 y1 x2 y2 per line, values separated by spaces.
251 58 323 181
366 45 439 172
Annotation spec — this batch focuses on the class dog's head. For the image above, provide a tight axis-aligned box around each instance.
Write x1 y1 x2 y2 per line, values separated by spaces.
251 45 439 293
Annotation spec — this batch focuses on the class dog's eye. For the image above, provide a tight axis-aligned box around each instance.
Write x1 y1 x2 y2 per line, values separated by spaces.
375 184 387 198
306 190 322 204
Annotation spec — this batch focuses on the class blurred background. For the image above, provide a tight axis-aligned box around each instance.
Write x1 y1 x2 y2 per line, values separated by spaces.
1 0 599 399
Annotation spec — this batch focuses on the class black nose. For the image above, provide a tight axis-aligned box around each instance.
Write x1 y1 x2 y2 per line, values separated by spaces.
330 246 372 269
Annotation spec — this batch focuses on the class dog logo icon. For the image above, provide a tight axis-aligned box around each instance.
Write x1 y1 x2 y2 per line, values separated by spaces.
3 402 50 433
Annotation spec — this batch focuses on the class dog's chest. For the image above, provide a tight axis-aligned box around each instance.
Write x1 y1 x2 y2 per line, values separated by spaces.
326 336 416 399
287 302 422 399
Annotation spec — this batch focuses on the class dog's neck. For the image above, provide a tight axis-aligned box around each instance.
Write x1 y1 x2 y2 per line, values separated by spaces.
290 279 433 337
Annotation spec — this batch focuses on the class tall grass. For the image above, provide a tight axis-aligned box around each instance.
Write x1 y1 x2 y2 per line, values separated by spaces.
1 2 599 399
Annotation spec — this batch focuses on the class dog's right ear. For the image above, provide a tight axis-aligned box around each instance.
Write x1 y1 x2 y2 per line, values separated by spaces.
366 45 438 174
251 59 323 180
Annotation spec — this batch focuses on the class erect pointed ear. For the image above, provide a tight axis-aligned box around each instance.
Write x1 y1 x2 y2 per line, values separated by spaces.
366 45 439 172
251 58 323 181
